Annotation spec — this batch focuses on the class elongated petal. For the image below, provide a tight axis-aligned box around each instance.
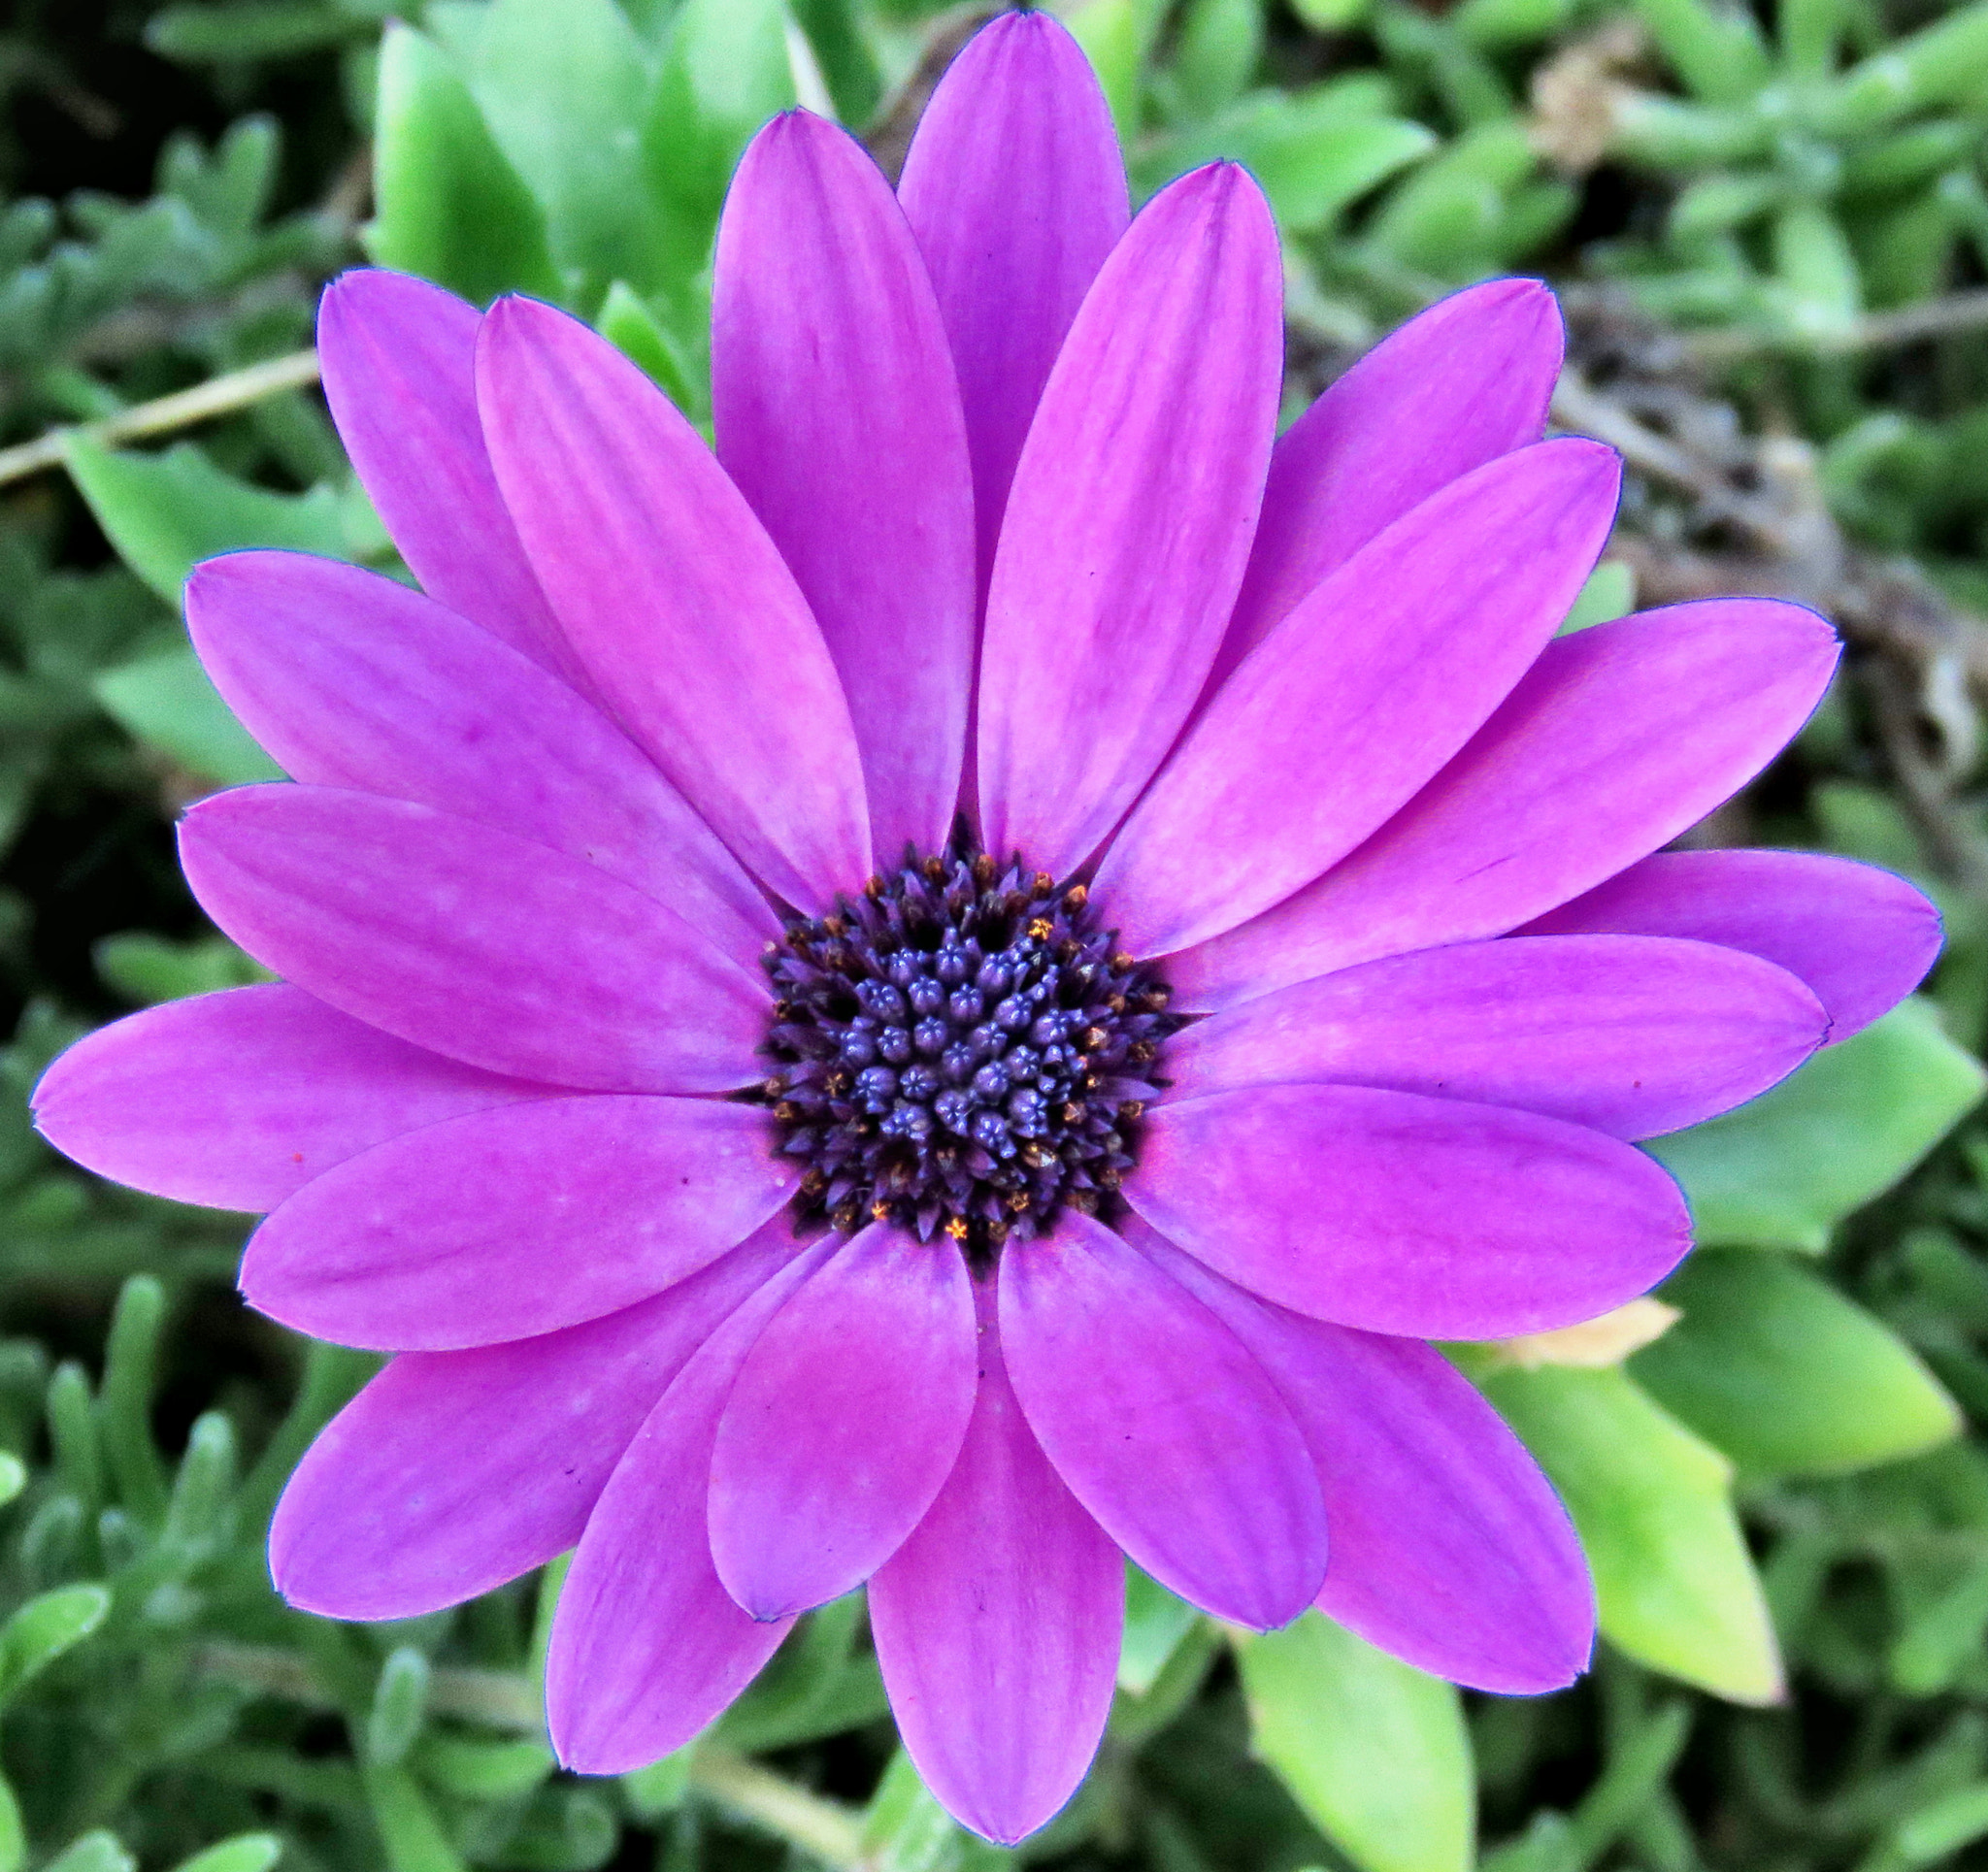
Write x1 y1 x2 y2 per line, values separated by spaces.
1521 848 1939 1042
241 1096 793 1350
188 551 778 969
1098 441 1619 956
897 10 1128 584
1000 1211 1325 1629
30 984 547 1212
270 1229 789 1619
1134 1219 1592 1693
871 1279 1121 1846
977 166 1281 880
477 295 869 911
1172 601 1840 1010
1210 279 1562 687
317 270 582 682
709 1223 977 1619
714 115 974 862
548 1241 834 1774
180 786 765 1093
1131 1084 1691 1338
1166 935 1826 1139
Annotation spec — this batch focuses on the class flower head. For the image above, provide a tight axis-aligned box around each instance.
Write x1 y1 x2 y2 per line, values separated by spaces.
31 10 1939 1846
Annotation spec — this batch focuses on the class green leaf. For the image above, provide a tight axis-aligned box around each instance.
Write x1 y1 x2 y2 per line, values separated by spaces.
95 931 271 1005
1234 1614 1474 1872
1171 0 1265 118
596 280 707 420
1634 1250 1960 1476
617 1748 691 1820
418 1733 555 1801
42 1835 136 1872
642 0 794 311
63 435 350 606
0 1583 112 1703
0 1772 21 1872
464 0 658 301
1142 92 1436 232
0 1454 22 1509
1648 1000 1985 1251
1067 0 1146 146
1557 559 1637 634
860 1750 1014 1872
367 1647 431 1768
362 1763 468 1872
164 1836 284 1872
368 21 562 305
1481 1365 1781 1702
1119 1562 1202 1695
149 3 381 62
94 649 282 787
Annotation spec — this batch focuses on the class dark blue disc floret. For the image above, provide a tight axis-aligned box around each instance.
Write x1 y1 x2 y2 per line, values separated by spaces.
758 837 1177 1260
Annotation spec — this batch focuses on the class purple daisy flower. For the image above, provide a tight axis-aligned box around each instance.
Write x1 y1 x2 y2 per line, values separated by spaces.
32 10 1940 1847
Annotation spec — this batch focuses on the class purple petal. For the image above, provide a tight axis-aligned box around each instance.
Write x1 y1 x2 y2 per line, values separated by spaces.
188 551 778 969
1209 279 1562 690
870 1278 1121 1846
1131 1084 1691 1338
1520 848 1940 1043
30 984 547 1212
977 165 1282 881
316 270 584 684
241 1095 793 1351
1166 934 1827 1140
548 1241 837 1774
896 10 1128 587
179 785 766 1094
476 295 869 912
999 1210 1326 1630
708 1222 977 1620
713 114 975 862
1133 1219 1592 1693
269 1229 789 1620
1097 440 1620 956
1171 600 1841 1010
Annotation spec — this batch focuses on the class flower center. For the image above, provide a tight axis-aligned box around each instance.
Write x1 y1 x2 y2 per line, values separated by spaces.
758 834 1176 1263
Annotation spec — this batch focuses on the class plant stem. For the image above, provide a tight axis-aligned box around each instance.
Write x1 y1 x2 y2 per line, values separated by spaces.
191 1642 868 1868
0 347 321 487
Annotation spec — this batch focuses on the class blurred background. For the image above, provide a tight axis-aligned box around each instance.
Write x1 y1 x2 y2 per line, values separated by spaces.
6 0 1988 1867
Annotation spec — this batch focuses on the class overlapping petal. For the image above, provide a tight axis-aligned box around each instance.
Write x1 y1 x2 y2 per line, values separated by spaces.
709 1222 977 1620
1000 1210 1326 1629
188 550 778 968
897 9 1128 586
317 270 583 683
1097 440 1620 956
1132 1084 1691 1337
1134 1220 1593 1693
871 1279 1121 1847
1210 279 1563 688
1172 600 1841 1009
269 1229 790 1620
548 1242 834 1775
240 1096 794 1350
179 785 766 1093
977 164 1282 880
1165 934 1828 1139
714 114 975 861
1522 847 1939 1041
477 295 869 911
29 984 547 1213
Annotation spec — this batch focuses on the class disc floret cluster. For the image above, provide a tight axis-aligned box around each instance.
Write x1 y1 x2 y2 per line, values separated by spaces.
760 839 1176 1254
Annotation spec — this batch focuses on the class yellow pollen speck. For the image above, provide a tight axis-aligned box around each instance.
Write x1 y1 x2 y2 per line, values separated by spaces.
1007 1190 1031 1212
871 1199 892 1222
1064 884 1088 911
1027 916 1054 939
944 1216 970 1241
